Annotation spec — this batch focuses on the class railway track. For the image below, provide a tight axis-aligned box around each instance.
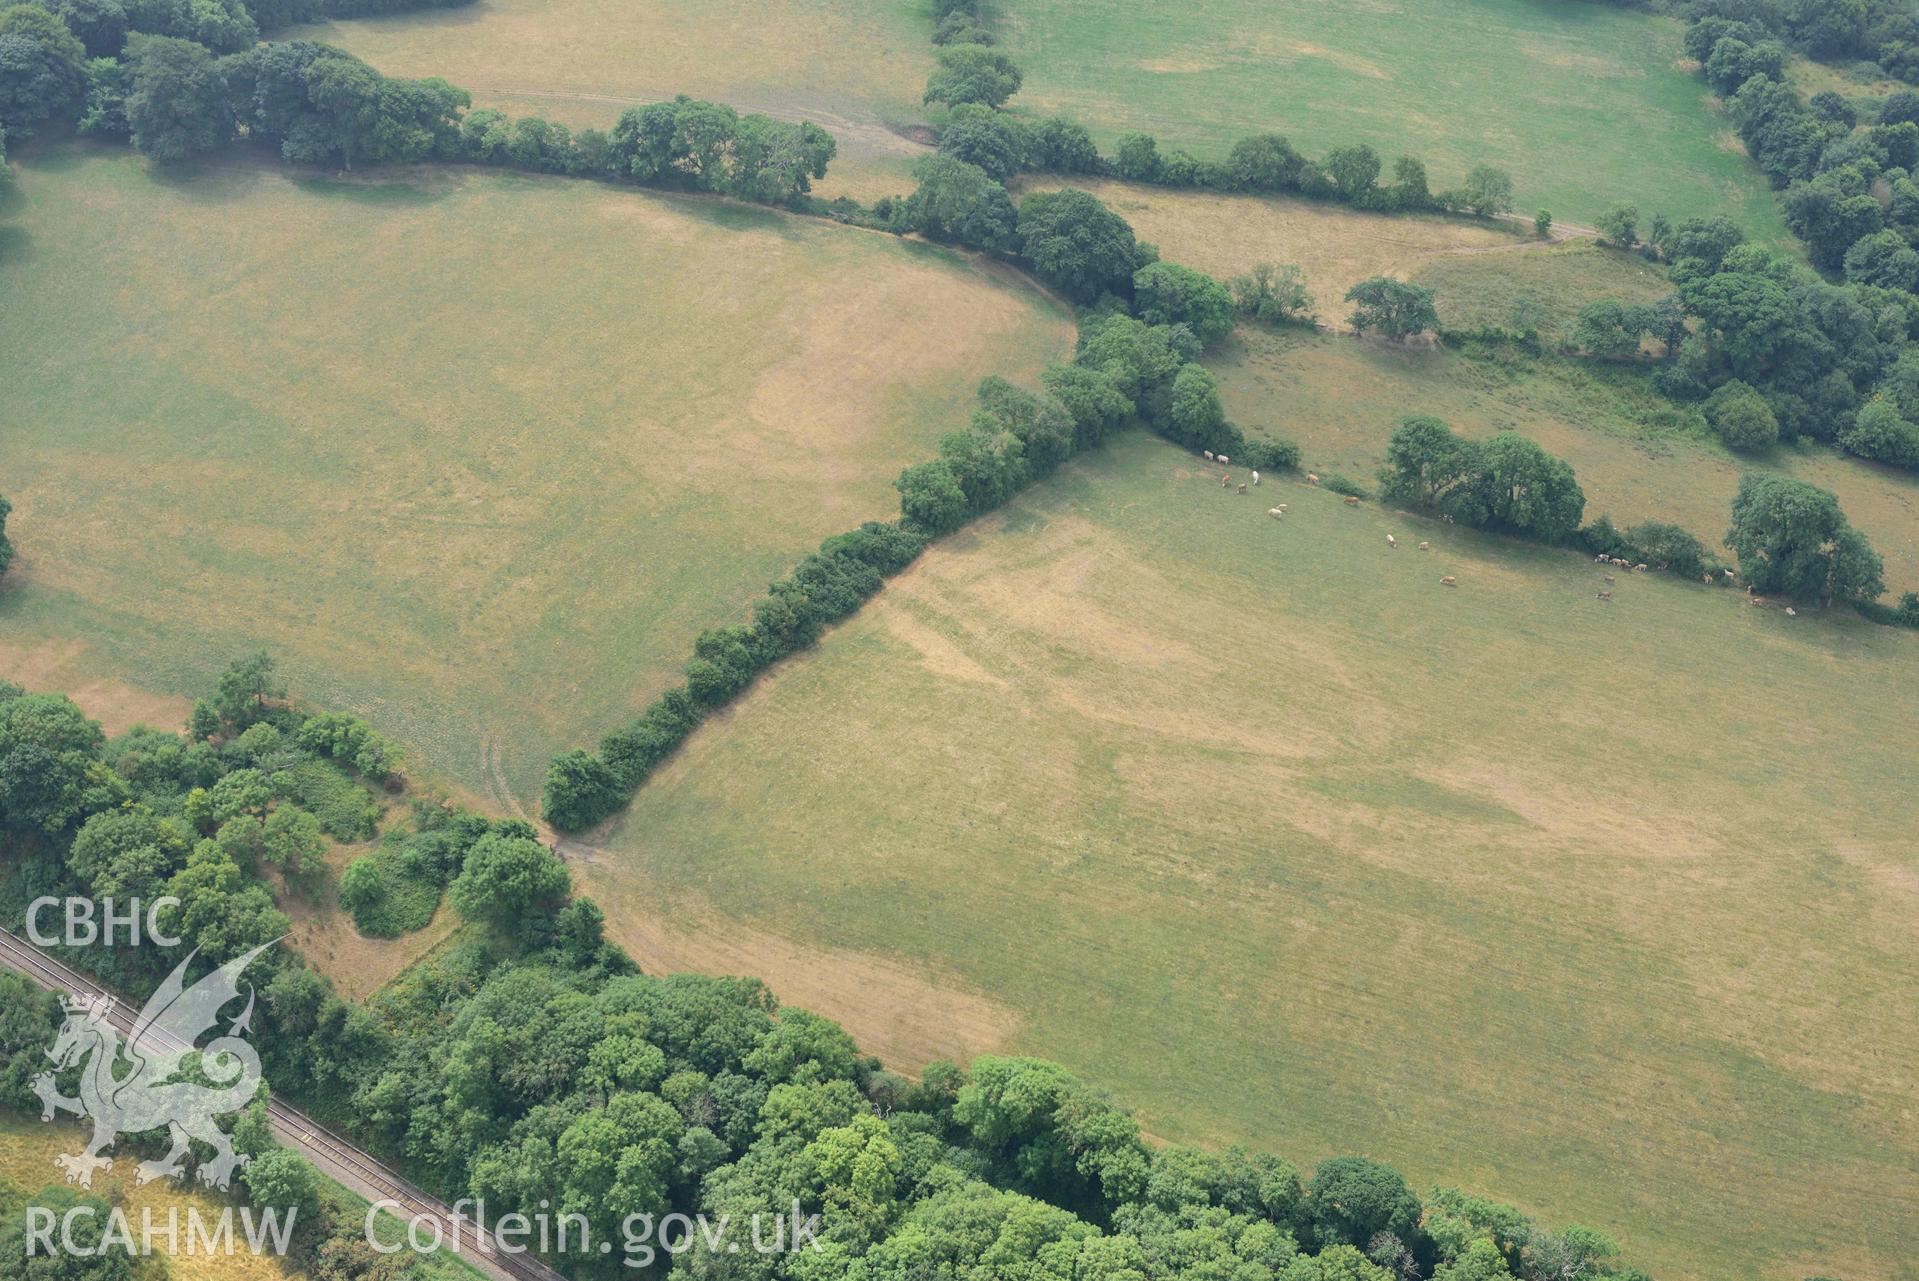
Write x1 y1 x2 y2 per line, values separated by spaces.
0 928 564 1281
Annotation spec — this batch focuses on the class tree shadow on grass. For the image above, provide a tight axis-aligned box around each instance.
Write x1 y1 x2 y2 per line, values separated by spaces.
656 187 799 237
142 145 455 209
285 168 455 208
139 150 274 204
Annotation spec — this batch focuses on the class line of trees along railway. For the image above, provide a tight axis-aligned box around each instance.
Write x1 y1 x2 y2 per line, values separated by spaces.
0 662 1654 1281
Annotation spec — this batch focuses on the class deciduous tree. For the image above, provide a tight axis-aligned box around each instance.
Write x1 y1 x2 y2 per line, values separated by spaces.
1344 277 1437 340
923 44 1021 108
1727 472 1883 604
1016 187 1144 304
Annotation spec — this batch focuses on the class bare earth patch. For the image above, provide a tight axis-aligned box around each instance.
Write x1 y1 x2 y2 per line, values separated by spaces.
577 856 1021 1073
0 634 190 735
273 841 462 1002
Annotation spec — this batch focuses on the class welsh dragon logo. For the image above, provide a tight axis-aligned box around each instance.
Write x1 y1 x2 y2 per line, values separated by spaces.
31 941 276 1191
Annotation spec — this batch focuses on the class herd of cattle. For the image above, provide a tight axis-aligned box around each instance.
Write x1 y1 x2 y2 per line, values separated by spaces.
1196 449 1789 613
1201 450 1467 589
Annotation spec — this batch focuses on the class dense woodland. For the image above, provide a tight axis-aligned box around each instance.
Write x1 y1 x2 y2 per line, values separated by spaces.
1561 0 1919 476
1673 0 1919 85
0 665 1650 1281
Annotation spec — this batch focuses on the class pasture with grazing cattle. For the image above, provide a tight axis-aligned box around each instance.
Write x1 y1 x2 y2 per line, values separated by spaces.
584 431 1919 1281
0 147 1072 803
1214 324 1919 595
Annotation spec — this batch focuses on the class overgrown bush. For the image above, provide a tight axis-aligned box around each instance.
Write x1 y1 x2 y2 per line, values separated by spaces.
1580 515 1715 578
1133 261 1236 347
1705 380 1781 452
273 758 379 841
1230 262 1315 327
1377 416 1584 543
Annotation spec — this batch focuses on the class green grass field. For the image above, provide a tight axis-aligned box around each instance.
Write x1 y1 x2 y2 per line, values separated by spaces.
583 430 1919 1281
996 0 1788 236
1214 324 1919 595
1415 240 1674 344
301 0 1789 228
0 145 1072 803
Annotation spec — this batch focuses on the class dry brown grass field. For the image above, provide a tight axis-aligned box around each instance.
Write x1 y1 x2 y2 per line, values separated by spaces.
290 0 934 202
580 430 1919 1281
0 147 1073 805
1015 176 1536 319
273 843 462 1001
